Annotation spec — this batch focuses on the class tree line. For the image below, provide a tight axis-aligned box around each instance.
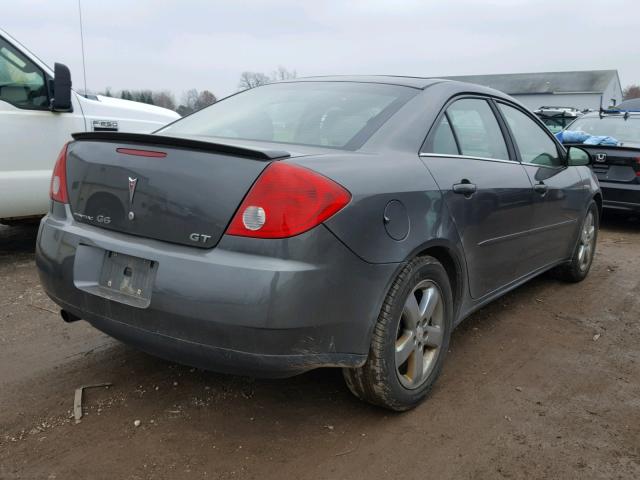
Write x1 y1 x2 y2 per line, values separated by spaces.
237 66 297 90
99 66 297 115
102 88 216 116
623 84 640 100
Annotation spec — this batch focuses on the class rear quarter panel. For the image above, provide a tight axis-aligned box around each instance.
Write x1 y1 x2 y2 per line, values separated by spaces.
292 151 465 266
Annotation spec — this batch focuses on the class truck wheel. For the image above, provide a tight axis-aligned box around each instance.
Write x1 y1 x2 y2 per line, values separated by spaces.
343 256 453 411
555 201 598 283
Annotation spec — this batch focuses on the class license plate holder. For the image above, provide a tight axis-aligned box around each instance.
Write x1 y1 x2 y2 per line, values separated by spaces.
98 251 156 305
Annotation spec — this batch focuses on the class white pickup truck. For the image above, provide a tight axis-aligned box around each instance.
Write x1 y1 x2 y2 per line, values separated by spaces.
0 28 180 223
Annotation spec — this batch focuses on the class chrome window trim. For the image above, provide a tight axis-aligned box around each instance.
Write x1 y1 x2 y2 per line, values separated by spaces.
520 161 566 169
420 154 566 169
419 153 517 165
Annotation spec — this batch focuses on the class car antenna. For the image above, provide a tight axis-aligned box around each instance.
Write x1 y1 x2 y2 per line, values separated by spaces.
78 0 89 97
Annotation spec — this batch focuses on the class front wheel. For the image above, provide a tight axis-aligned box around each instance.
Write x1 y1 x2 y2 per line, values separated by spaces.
343 256 453 411
554 201 599 283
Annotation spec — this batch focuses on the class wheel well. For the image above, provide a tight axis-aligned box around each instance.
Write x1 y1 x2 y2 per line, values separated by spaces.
416 246 462 313
593 193 603 218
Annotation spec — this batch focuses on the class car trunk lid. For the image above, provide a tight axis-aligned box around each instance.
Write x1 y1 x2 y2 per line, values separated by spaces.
567 143 640 184
66 132 291 248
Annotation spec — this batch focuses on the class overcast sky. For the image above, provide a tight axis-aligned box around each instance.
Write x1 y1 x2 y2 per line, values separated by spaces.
3 0 639 101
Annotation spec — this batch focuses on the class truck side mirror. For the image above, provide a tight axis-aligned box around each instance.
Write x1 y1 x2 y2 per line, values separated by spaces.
51 63 73 112
567 146 591 166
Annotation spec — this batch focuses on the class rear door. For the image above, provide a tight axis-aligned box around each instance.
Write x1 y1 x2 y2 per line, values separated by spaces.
420 97 534 299
496 102 585 269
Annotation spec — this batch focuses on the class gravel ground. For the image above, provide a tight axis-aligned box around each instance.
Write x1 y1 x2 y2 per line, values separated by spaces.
0 213 639 480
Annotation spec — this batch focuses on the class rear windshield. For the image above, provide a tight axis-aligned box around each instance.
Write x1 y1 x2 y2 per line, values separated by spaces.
159 82 417 150
567 115 640 144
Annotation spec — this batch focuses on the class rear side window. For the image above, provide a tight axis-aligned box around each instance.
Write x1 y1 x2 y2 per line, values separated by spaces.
431 115 459 155
445 99 509 160
498 103 562 167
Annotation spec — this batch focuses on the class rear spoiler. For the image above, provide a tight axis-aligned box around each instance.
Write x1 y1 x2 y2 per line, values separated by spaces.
71 132 291 161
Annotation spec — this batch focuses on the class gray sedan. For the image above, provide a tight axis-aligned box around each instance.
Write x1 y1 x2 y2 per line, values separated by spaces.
36 76 601 410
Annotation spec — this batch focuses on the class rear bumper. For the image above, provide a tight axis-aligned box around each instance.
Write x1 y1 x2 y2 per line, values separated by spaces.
36 205 398 377
49 293 365 377
600 181 640 212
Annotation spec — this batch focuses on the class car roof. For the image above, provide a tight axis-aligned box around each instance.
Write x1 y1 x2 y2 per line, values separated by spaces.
283 75 443 89
278 75 514 99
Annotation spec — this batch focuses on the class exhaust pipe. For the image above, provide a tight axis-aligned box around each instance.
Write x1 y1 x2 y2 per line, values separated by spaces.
61 310 81 323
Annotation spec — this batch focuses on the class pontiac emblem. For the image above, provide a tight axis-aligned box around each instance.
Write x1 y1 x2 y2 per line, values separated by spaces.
128 177 138 220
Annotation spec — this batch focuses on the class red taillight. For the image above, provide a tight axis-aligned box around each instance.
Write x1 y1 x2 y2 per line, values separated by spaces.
635 157 640 176
50 142 70 203
226 162 351 239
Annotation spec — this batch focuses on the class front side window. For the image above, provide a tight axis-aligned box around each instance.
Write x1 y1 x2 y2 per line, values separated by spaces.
499 103 562 167
0 36 48 109
445 98 509 160
160 82 417 150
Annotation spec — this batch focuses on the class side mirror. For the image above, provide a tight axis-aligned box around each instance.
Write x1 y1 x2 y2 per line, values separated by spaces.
51 63 72 112
567 146 591 166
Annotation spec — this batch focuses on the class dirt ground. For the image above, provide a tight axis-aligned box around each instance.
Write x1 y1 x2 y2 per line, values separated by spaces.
0 214 639 480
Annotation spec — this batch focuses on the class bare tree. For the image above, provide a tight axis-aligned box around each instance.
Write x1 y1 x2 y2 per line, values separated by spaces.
271 66 297 81
196 90 217 109
152 90 176 110
185 89 200 108
125 90 155 104
623 84 640 100
177 89 200 115
238 71 271 90
237 67 298 90
176 89 217 115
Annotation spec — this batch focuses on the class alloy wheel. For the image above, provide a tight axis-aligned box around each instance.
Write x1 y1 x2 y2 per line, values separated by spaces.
577 211 595 272
395 280 444 389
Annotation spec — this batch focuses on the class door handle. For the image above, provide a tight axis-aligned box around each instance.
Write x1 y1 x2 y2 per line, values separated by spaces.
533 182 548 194
452 181 477 196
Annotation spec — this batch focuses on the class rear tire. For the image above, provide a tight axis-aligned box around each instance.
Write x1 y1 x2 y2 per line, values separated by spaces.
554 201 598 283
343 256 453 411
